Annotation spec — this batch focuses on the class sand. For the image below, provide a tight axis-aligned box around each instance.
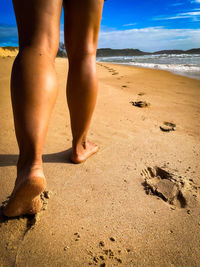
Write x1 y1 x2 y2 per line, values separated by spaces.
0 56 200 266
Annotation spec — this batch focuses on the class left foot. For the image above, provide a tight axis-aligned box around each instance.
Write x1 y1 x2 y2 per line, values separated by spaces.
3 165 46 217
71 140 98 164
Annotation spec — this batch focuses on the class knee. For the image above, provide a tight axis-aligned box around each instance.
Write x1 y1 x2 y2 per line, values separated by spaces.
19 39 59 61
67 44 97 62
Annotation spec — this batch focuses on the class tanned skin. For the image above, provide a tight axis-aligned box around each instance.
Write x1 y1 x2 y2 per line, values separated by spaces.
4 0 104 217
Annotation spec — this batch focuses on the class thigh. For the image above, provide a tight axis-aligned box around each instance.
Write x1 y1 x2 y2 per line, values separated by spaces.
12 0 63 56
63 0 104 60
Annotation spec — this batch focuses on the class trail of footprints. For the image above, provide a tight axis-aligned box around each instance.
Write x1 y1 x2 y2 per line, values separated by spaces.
98 63 119 76
99 63 199 211
99 63 177 133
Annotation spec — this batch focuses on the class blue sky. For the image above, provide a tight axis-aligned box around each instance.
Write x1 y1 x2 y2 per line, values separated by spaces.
0 0 200 51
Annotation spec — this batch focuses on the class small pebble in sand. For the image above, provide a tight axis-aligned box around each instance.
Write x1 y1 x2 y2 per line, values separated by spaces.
74 232 80 241
110 237 115 242
104 249 114 257
93 256 99 263
74 232 80 238
115 257 122 263
42 205 47 211
43 190 51 199
187 209 191 215
104 249 109 255
109 249 114 257
99 241 105 247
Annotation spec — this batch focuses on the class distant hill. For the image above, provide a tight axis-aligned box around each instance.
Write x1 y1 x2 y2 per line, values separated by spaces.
153 50 184 55
153 48 200 55
96 48 200 57
186 48 200 54
96 48 149 57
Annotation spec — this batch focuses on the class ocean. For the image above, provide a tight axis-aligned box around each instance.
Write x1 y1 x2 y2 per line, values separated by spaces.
97 54 200 80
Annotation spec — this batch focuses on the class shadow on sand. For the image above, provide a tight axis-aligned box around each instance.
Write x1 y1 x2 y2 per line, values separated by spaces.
0 148 73 167
0 204 38 238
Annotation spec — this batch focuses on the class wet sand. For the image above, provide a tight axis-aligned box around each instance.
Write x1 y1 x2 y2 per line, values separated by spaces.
0 57 200 266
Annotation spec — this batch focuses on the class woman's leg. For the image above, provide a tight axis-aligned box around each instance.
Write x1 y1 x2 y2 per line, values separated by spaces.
4 0 62 217
63 0 104 163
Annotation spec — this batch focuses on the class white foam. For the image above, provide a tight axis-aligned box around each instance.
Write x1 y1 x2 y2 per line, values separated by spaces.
129 62 200 72
97 54 200 80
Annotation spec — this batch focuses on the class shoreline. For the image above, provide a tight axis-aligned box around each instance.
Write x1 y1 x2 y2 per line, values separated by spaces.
97 60 200 81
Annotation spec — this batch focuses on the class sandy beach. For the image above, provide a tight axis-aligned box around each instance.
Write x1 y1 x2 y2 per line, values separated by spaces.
0 56 200 266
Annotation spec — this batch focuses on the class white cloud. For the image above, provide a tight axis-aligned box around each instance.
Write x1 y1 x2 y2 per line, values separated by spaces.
97 27 200 52
154 10 200 20
123 23 137 27
1 23 199 53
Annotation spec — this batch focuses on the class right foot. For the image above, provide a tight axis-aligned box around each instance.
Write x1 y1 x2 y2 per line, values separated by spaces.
71 140 98 164
3 165 46 217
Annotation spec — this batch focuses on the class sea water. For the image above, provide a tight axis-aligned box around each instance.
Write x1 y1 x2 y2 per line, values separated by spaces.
97 54 200 80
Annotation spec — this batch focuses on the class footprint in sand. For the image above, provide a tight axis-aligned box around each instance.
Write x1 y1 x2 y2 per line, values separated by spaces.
130 101 150 108
141 166 200 209
160 122 176 132
138 92 145 96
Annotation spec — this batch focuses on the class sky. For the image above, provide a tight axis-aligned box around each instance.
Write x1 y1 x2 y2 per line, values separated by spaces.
0 0 200 52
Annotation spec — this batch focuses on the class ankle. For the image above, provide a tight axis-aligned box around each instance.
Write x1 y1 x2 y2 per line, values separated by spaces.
17 156 43 175
72 138 87 154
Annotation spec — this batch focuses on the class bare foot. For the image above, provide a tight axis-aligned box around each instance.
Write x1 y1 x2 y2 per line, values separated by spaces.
3 166 46 217
71 140 98 164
